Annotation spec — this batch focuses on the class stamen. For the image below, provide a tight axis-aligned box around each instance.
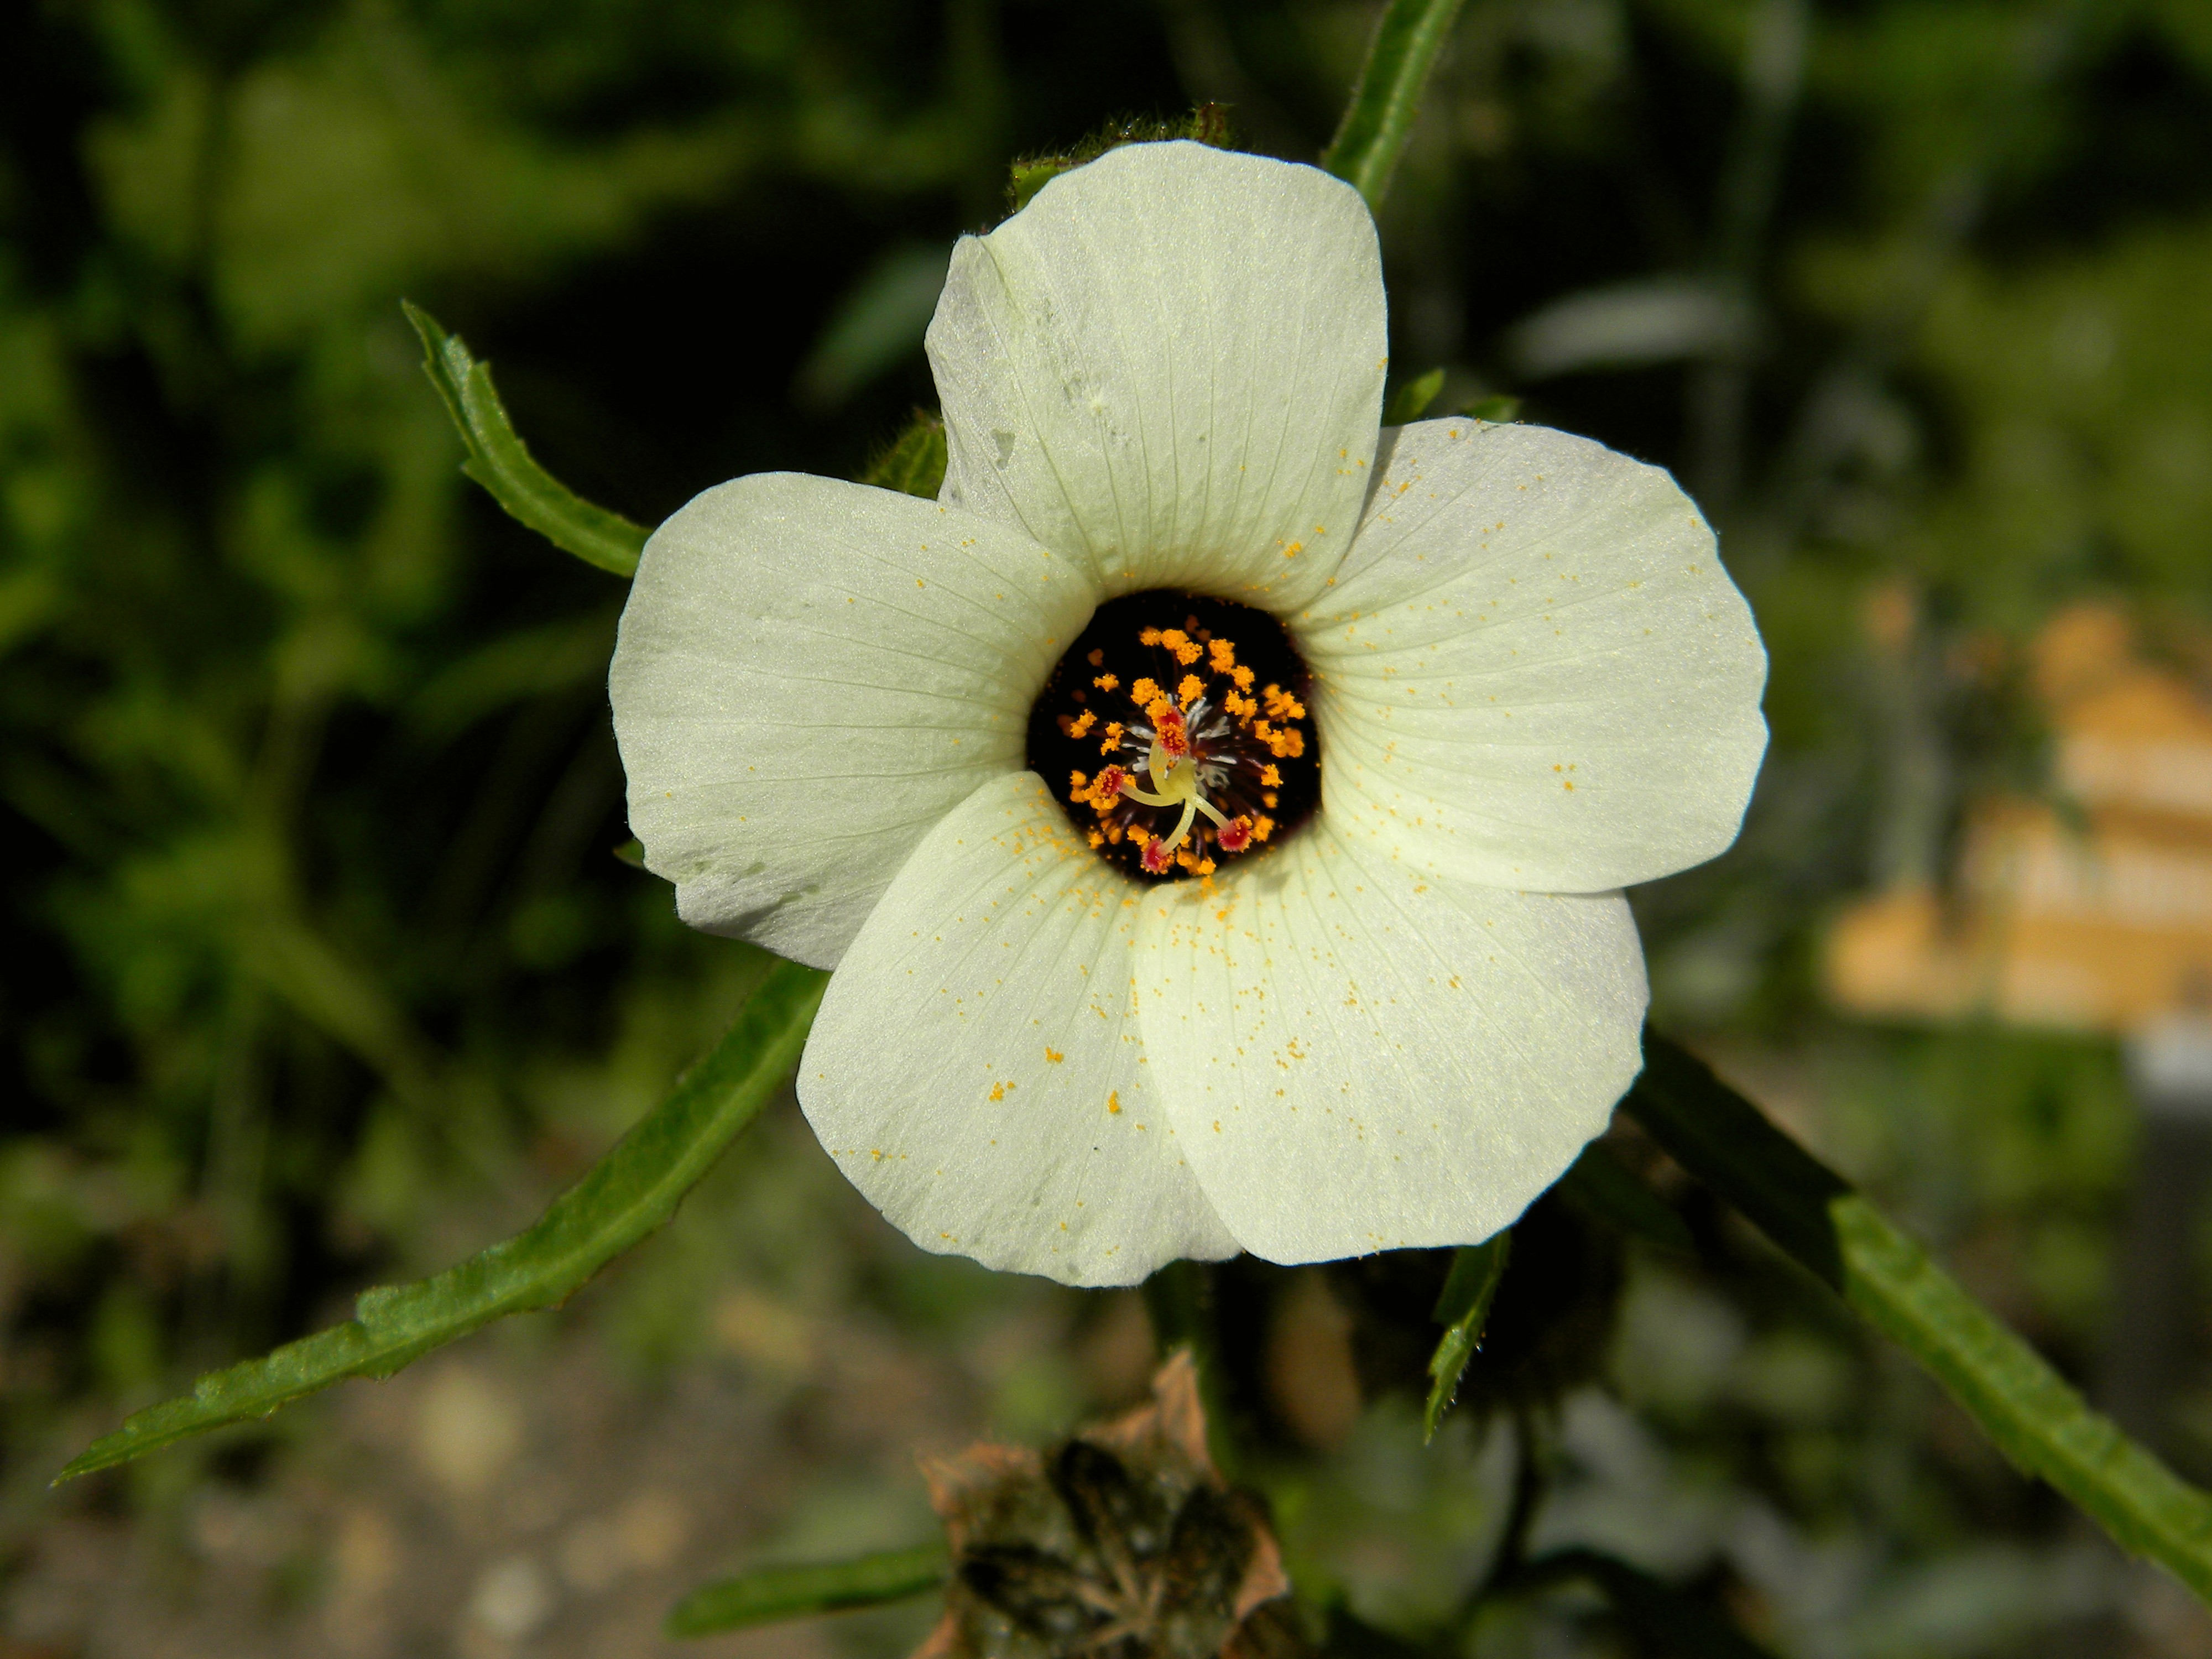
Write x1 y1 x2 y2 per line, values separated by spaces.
1026 590 1319 881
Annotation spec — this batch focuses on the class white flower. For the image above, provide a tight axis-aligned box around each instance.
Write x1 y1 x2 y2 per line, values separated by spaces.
608 142 1767 1287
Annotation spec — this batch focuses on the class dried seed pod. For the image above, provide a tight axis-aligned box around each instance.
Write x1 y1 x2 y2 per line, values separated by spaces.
914 1354 1301 1659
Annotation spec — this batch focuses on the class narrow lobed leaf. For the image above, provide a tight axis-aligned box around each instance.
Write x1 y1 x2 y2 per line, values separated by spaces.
1322 0 1473 211
1626 1030 2212 1604
403 300 650 578
667 1545 948 1638
58 958 829 1483
1423 1232 1511 1440
1383 366 1447 425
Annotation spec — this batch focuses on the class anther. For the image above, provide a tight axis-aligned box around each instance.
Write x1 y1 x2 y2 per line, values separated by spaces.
1026 590 1319 882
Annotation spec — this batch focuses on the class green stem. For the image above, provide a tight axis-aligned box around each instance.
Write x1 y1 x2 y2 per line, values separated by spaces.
1142 1259 1240 1478
1626 1032 2212 1602
1321 0 1472 212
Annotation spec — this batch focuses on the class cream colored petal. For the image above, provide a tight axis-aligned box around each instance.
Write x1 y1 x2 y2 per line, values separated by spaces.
609 473 1093 969
1298 419 1768 893
1135 817 1648 1264
800 770 1239 1286
927 140 1386 609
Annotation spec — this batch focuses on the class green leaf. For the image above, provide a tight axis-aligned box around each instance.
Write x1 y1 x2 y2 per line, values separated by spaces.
1517 1548 1780 1659
1625 1031 2212 1603
403 300 650 578
1321 0 1473 212
1423 1232 1510 1440
667 1545 948 1639
1461 393 1522 423
861 411 948 500
611 837 647 868
57 959 828 1483
1553 1141 1694 1257
1383 367 1447 425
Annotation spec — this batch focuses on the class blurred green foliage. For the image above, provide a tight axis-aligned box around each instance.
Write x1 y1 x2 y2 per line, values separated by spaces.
5 0 2212 1650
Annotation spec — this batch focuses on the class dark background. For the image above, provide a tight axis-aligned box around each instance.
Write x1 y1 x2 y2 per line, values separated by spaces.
5 0 2212 1653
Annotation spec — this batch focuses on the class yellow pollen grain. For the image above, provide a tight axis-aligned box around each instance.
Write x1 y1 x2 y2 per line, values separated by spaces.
1107 1091 1122 1114
1130 676 1161 707
1093 673 1119 691
988 1082 1006 1102
1230 665 1254 690
1067 709 1097 739
1087 648 1104 666
1099 721 1123 754
1259 763 1281 787
1225 690 1256 719
1263 684 1306 720
1208 638 1237 672
1139 627 1164 646
1045 1047 1064 1063
1068 770 1088 797
1253 816 1275 842
1087 828 1104 847
1280 541 1302 559
1145 696 1173 724
1177 673 1205 706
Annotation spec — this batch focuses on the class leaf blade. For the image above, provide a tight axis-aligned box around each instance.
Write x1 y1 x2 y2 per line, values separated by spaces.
403 300 650 578
667 1545 948 1638
1424 1232 1511 1440
1625 1030 2212 1603
1383 366 1447 425
58 959 829 1481
1321 0 1473 212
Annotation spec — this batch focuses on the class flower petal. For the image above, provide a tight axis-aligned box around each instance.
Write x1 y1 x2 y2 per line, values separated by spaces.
800 770 1239 1286
610 474 1094 968
1298 420 1768 893
1135 817 1648 1264
928 141 1386 609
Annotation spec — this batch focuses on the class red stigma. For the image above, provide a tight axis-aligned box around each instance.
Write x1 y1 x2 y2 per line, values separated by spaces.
1095 764 1128 799
1155 706 1190 760
1217 816 1253 853
1140 839 1173 875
